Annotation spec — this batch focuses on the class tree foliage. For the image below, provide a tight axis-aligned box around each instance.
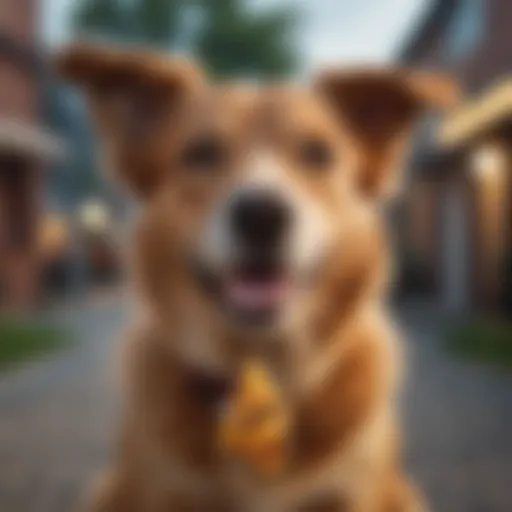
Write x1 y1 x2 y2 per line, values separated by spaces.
72 0 300 78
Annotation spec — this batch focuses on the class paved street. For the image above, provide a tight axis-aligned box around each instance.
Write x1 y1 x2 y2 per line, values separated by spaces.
0 300 126 512
401 305 512 512
0 300 511 511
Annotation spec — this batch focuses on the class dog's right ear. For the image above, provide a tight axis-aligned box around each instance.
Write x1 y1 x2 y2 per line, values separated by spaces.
55 43 204 197
316 69 459 200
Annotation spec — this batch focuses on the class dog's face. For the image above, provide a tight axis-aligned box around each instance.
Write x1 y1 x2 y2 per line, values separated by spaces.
57 45 458 333
168 87 359 327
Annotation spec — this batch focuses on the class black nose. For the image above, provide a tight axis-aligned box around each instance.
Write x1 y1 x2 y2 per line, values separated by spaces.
231 191 290 249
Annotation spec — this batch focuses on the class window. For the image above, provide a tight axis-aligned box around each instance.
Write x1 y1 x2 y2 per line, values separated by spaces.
445 0 485 64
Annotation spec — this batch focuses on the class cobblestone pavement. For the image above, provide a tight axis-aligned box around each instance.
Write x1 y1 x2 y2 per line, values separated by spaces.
0 300 511 511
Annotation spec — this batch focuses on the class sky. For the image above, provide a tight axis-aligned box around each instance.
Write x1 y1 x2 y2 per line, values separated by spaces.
42 0 431 69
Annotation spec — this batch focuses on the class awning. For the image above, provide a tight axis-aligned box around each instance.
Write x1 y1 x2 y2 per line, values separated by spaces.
0 118 68 162
438 79 512 148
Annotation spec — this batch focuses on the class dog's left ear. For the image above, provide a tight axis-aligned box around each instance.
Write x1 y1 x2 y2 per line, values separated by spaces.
316 69 460 199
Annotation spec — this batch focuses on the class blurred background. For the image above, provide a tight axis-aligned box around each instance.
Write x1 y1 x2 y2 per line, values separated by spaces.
0 1 511 511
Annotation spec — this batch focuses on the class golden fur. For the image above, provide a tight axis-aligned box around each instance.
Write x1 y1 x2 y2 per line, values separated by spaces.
56 43 458 511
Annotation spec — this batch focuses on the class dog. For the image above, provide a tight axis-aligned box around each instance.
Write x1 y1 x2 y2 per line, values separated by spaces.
57 43 458 511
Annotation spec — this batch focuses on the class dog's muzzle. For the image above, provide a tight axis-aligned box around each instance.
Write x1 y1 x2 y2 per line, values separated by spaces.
193 190 295 327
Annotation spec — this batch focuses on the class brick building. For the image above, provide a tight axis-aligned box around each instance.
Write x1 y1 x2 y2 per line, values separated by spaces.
400 0 512 313
0 0 64 310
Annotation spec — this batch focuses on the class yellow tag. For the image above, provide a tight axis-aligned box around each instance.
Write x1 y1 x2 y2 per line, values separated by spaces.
219 360 290 477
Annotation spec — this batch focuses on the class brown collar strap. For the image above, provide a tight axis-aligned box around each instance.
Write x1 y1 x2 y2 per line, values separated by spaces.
185 366 235 407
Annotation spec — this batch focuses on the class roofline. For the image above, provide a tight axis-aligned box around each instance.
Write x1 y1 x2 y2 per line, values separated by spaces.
399 0 459 63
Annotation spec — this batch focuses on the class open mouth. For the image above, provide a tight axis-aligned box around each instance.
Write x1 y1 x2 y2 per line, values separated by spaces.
193 256 291 325
225 259 290 319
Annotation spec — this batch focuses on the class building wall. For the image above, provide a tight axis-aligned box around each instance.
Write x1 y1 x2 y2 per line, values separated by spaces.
0 0 43 309
0 0 39 121
401 0 512 310
472 145 511 307
0 0 37 44
0 60 38 119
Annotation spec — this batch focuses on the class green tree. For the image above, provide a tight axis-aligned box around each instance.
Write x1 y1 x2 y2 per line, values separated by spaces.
73 0 300 78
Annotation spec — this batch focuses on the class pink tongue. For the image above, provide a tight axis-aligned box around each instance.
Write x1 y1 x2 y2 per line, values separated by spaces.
227 279 287 310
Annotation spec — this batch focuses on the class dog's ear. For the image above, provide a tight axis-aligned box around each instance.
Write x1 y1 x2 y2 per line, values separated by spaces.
316 69 459 199
55 43 204 197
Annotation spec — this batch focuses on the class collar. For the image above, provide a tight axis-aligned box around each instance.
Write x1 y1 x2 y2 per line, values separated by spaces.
184 365 235 407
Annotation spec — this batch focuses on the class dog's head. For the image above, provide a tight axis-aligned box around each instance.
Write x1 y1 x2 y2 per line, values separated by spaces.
57 45 457 335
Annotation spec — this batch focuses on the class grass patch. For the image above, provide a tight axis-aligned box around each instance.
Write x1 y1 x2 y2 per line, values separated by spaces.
446 319 512 369
0 319 69 370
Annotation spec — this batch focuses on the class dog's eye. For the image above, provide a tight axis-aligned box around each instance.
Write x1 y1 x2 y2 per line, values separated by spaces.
299 138 333 170
182 136 227 171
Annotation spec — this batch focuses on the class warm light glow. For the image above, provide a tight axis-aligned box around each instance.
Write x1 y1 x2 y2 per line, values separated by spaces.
39 215 70 258
470 143 507 182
